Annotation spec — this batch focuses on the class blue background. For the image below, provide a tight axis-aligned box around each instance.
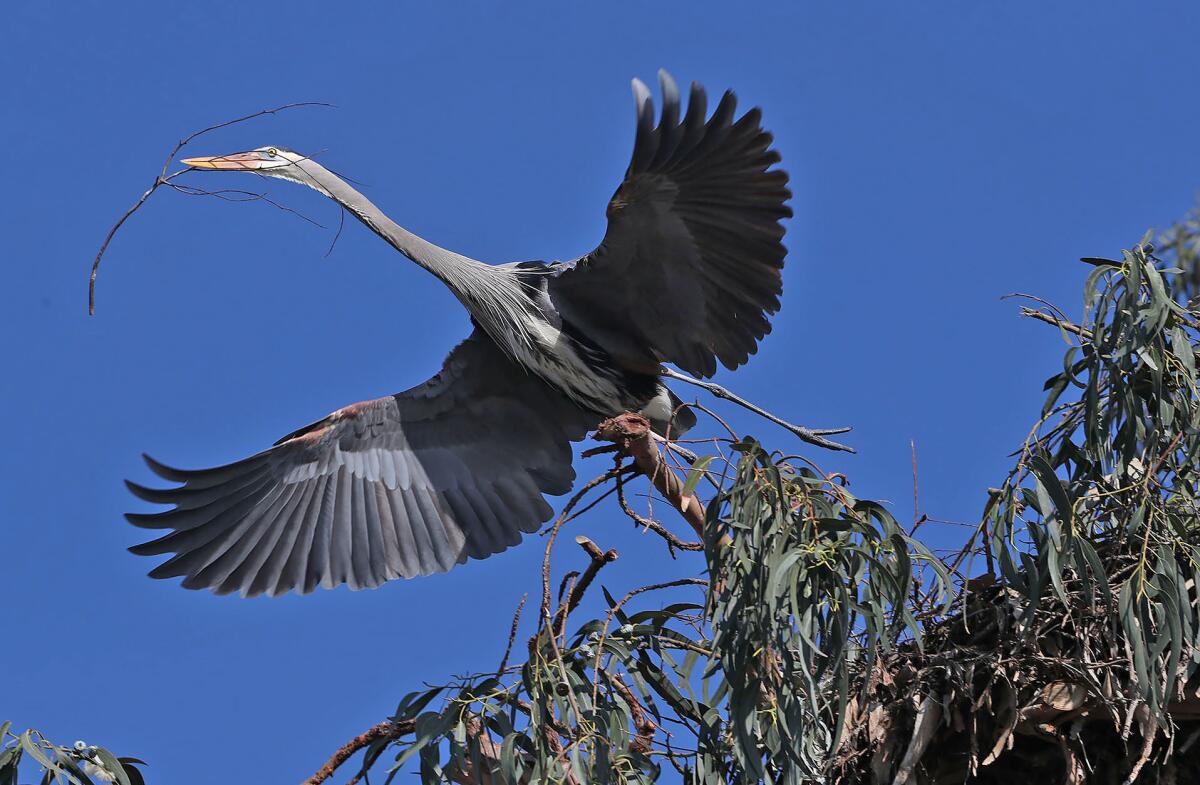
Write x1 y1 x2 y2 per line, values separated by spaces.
4 2 1200 782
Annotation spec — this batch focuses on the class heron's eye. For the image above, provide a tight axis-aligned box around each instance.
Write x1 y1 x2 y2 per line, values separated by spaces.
266 148 278 158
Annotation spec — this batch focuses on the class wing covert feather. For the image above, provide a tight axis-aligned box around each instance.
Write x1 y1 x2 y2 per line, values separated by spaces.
128 330 596 596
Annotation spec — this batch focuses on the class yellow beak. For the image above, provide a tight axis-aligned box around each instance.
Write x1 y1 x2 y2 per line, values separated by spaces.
181 151 268 170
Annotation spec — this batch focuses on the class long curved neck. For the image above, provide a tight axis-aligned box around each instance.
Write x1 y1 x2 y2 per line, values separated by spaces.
294 160 539 356
303 164 488 292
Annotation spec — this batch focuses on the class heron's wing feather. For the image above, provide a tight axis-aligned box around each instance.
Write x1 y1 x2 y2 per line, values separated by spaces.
127 330 596 597
551 71 791 378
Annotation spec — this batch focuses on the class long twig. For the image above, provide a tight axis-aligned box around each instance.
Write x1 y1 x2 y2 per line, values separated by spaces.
659 367 855 452
89 101 332 315
1016 306 1095 341
538 467 626 636
614 463 704 553
497 593 528 676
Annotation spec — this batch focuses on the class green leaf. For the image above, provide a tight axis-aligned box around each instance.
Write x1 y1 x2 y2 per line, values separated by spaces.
393 687 443 721
1028 455 1072 532
681 455 716 500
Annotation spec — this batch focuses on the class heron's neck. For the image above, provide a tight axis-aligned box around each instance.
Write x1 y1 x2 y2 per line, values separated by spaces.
314 172 493 296
305 165 537 356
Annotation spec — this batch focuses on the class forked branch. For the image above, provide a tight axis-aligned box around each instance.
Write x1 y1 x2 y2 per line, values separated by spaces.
88 102 331 315
595 413 708 538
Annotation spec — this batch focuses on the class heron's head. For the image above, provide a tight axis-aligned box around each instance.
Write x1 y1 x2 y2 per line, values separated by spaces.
181 146 328 192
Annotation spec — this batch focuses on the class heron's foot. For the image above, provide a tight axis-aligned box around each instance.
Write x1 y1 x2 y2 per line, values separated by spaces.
786 423 855 453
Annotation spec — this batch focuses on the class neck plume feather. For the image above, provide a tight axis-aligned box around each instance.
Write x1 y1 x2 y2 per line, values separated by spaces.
298 160 539 357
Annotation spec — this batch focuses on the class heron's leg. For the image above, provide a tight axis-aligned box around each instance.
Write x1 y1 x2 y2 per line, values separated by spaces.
658 367 855 453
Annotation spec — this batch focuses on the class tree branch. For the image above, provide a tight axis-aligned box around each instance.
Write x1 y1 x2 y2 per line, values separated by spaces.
551 536 618 634
1018 306 1094 341
615 465 704 553
443 716 508 785
301 718 413 785
599 669 657 755
595 413 708 538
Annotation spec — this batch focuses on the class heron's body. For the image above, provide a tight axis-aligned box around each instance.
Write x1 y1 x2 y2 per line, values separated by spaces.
476 262 679 428
128 71 789 596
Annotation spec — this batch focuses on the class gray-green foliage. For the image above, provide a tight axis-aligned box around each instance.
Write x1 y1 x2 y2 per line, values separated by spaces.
40 228 1195 783
369 234 1200 784
702 441 949 782
375 448 952 783
0 723 145 785
987 241 1200 720
1160 207 1200 304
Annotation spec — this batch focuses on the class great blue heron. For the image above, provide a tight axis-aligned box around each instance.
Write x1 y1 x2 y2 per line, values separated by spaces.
127 71 792 597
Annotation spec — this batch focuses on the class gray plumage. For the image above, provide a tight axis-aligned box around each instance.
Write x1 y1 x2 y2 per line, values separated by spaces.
131 71 791 596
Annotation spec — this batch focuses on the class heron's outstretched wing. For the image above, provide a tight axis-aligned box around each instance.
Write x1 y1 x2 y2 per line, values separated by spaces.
550 70 791 378
127 330 595 597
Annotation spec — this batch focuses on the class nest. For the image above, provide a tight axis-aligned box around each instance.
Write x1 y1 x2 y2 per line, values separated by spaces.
833 547 1200 785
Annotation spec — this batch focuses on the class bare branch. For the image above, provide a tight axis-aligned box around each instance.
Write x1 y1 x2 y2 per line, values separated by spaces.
497 593 528 676
89 102 332 315
595 413 708 539
550 536 619 634
538 467 626 641
301 718 413 785
1013 304 1094 341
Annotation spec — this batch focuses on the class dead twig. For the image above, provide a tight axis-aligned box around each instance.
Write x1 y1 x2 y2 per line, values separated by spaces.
538 467 626 640
89 101 332 315
551 536 618 634
614 461 704 554
497 593 528 676
1016 306 1095 341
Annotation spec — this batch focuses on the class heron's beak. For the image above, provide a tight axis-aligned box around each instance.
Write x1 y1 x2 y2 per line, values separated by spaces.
181 151 270 170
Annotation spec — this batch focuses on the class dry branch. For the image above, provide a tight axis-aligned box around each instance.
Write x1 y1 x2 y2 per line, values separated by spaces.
301 718 413 785
594 413 707 538
1018 307 1095 341
551 536 618 634
89 102 331 315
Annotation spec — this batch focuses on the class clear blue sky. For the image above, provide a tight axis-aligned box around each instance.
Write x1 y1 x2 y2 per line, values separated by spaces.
5 2 1200 782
